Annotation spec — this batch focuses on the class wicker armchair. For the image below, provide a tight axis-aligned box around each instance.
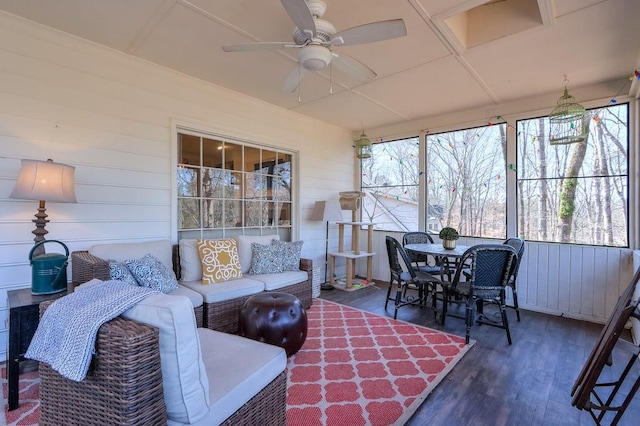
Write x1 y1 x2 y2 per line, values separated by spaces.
71 250 205 327
38 301 167 426
38 299 288 426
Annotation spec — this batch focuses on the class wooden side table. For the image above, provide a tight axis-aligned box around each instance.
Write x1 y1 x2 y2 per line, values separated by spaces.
7 287 67 411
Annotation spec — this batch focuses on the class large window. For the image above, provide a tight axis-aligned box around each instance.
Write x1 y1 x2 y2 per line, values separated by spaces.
360 137 420 232
177 131 295 241
426 124 507 238
516 104 628 246
360 125 508 237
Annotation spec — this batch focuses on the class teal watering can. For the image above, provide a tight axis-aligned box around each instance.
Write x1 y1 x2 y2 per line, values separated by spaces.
29 240 69 295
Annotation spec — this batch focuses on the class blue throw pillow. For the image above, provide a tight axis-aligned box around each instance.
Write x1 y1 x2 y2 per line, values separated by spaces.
108 259 139 286
248 242 283 275
271 239 303 271
125 253 179 293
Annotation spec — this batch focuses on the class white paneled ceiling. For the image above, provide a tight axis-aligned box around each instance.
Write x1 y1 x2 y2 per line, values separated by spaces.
0 0 638 131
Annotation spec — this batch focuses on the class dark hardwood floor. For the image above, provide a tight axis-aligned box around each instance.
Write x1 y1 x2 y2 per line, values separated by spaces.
319 281 640 426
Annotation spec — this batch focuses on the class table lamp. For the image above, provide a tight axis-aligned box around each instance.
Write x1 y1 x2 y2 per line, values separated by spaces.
311 200 343 290
10 159 77 257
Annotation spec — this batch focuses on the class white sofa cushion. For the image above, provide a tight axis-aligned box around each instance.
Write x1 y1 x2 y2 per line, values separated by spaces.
180 278 265 303
250 270 309 291
122 294 210 424
179 239 202 282
167 328 286 426
89 240 175 278
235 235 279 274
170 285 204 308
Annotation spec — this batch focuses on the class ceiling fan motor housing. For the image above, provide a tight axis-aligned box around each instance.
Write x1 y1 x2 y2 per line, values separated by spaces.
293 18 336 45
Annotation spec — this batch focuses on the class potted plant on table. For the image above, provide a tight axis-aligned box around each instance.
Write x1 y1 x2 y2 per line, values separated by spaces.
438 227 459 249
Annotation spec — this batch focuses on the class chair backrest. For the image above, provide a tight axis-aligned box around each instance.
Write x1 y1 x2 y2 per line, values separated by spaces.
503 238 525 282
386 236 416 279
402 232 434 264
453 244 517 293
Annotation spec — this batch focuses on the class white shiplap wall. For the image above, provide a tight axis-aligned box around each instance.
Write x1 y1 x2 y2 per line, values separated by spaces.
0 12 355 362
361 232 635 324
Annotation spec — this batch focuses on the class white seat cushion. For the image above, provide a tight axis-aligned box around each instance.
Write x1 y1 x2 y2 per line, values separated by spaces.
180 278 265 303
170 285 204 308
249 271 308 291
89 240 175 278
122 294 210 424
168 328 286 426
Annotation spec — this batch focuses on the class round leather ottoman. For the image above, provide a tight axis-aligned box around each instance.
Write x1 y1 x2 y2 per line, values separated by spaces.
239 292 307 356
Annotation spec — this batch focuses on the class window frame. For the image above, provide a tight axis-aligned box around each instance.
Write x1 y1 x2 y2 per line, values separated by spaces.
358 97 634 249
514 102 630 248
359 136 421 232
171 124 299 242
425 123 508 240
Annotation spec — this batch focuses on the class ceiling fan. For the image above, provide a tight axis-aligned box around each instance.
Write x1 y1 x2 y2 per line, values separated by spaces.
222 0 407 93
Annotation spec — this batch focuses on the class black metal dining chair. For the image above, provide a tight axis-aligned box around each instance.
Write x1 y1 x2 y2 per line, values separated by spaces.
385 236 441 320
503 238 525 321
402 232 451 279
441 244 517 345
461 237 525 321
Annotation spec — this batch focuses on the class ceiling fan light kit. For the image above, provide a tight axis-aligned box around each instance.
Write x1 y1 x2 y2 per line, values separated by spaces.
221 0 407 93
298 45 333 71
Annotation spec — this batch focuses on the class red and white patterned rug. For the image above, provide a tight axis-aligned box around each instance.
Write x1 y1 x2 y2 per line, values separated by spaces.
286 299 473 425
1 367 39 426
1 298 472 426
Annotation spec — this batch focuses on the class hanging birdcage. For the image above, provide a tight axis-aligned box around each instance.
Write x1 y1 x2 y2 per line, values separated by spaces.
548 87 587 145
355 131 372 159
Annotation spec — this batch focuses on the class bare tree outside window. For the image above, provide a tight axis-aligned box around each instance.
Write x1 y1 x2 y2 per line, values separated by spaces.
361 137 421 232
516 104 628 246
426 125 507 238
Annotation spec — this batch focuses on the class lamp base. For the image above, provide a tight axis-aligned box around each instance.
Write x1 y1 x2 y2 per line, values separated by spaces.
320 283 335 291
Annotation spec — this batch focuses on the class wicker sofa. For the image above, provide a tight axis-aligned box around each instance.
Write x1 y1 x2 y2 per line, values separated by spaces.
38 292 287 426
71 236 313 333
71 240 206 327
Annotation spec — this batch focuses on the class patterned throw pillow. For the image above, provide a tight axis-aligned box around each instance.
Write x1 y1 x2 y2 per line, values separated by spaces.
248 242 284 275
124 253 180 293
197 239 243 284
271 240 303 271
108 259 139 286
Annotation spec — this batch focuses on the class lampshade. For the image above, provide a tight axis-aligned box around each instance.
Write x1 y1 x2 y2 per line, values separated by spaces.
311 200 343 222
10 159 77 203
11 158 77 259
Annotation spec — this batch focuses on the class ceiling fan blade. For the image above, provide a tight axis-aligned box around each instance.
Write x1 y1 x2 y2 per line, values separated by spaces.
331 53 377 81
282 64 308 93
281 0 316 42
222 42 298 52
331 19 407 46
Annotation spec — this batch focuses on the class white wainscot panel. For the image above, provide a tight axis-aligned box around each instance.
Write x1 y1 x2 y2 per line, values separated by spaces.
364 232 633 324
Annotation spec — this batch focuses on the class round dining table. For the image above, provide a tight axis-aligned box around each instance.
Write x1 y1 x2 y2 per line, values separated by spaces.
403 243 471 280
